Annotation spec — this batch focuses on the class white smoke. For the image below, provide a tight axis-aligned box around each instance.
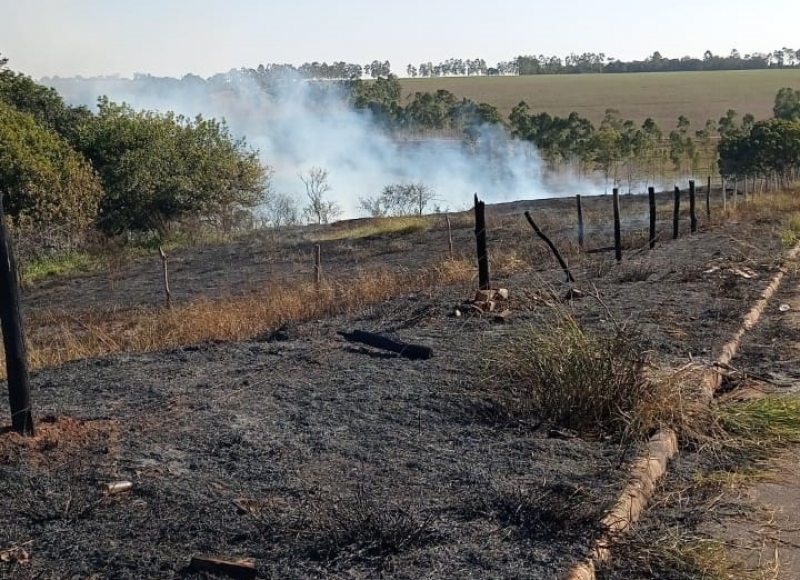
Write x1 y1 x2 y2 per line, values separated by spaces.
45 73 605 219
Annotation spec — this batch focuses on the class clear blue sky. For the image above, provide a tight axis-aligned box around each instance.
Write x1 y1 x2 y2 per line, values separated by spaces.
1 0 798 78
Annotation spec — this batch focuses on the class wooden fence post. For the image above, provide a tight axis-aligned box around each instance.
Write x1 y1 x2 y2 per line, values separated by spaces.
313 244 321 287
706 176 712 222
0 193 34 436
612 188 622 262
576 194 585 250
721 177 727 212
524 211 575 283
689 180 697 234
648 186 656 250
158 247 172 309
474 194 490 291
446 214 453 260
673 186 681 240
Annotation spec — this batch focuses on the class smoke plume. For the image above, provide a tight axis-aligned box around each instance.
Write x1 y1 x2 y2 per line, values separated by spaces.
45 72 604 219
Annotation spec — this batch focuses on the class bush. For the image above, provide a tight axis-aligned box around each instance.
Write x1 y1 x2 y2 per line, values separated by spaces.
0 101 103 232
484 312 654 439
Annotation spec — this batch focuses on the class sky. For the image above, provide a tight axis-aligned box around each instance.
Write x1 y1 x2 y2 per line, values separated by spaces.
1 0 798 79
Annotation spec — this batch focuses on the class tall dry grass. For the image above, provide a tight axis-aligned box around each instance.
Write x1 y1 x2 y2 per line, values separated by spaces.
4 259 477 377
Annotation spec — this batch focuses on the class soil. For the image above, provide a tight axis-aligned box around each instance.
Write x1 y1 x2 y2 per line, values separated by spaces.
0 190 793 579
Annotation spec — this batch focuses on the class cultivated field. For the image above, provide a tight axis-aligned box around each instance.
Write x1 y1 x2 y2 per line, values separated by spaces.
2 188 800 578
401 70 800 129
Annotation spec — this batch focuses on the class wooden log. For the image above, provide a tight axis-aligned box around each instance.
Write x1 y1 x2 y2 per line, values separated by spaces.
474 194 490 291
189 555 257 579
524 211 575 283
0 193 34 436
337 330 433 360
612 188 622 262
576 194 585 250
689 180 697 233
648 186 656 250
102 481 133 494
672 186 681 240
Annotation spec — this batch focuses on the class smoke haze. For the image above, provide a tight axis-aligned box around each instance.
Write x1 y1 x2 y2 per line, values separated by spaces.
46 73 604 219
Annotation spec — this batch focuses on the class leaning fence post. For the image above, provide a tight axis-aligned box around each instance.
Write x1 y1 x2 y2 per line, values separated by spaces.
474 194 490 291
673 186 681 240
524 211 575 283
612 188 622 262
0 193 34 436
648 186 656 249
158 246 172 309
689 180 697 234
576 194 585 250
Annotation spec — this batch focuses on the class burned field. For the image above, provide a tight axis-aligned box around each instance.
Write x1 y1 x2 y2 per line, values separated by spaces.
1 189 794 579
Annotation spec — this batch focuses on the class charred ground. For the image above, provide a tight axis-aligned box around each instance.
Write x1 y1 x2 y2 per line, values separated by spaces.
1 189 794 579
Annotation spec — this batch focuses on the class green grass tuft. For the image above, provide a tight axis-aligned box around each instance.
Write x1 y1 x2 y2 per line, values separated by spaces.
21 252 102 284
717 397 800 447
780 211 800 247
483 311 656 439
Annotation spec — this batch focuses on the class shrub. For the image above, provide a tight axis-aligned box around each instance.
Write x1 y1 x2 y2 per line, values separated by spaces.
484 311 654 439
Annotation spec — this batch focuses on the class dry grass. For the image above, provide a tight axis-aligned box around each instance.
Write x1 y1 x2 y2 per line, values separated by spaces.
483 308 657 440
308 216 431 242
3 258 477 376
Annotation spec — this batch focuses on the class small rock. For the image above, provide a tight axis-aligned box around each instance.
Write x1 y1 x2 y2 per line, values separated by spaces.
493 288 510 301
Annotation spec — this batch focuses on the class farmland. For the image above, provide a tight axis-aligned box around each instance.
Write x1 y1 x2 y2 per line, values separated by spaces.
401 69 800 129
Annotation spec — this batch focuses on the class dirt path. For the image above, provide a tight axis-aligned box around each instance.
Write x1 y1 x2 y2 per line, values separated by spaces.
705 273 800 579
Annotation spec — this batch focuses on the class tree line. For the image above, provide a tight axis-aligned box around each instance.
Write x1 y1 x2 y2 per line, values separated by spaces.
411 48 800 77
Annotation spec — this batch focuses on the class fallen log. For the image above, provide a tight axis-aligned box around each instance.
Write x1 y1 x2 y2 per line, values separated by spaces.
337 330 433 360
189 555 257 579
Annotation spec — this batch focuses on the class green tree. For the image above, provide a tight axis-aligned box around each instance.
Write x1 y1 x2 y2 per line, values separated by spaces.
747 118 800 184
587 109 626 189
0 101 103 231
349 75 403 128
668 115 696 174
75 98 267 234
774 87 800 121
0 68 91 143
404 90 458 130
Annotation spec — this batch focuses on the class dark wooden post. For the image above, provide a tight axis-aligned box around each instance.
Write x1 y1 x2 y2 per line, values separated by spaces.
576 194 585 250
706 176 712 222
158 246 171 309
0 193 34 436
613 188 622 262
648 186 656 250
689 180 697 234
673 186 681 240
474 194 490 291
313 244 321 287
